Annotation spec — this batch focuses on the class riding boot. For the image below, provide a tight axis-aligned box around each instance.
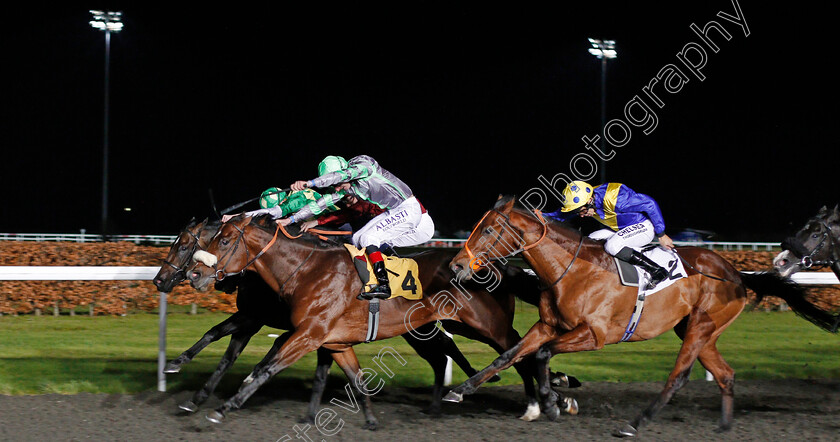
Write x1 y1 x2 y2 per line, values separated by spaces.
358 246 391 300
618 247 668 290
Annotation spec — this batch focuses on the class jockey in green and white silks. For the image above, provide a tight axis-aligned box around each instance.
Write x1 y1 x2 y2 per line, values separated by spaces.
244 188 340 219
282 155 434 299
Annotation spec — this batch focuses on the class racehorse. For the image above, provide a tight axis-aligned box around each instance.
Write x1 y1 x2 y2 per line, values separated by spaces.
774 205 840 280
186 214 546 424
152 218 505 427
442 196 836 437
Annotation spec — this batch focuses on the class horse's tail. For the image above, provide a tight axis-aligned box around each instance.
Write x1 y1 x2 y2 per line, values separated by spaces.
740 271 839 333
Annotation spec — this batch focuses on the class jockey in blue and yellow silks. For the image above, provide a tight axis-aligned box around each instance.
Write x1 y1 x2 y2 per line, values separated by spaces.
544 181 675 290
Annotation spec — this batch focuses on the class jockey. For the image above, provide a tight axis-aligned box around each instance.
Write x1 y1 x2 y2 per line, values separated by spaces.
281 155 434 299
299 194 385 233
543 181 675 290
221 187 340 223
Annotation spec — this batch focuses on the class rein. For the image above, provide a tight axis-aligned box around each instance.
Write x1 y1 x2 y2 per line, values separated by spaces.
536 229 585 291
213 221 281 281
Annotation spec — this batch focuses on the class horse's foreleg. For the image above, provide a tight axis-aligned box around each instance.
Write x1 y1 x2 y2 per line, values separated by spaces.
207 328 324 423
618 309 716 437
165 312 250 373
443 321 557 403
330 349 380 430
181 319 263 412
301 348 335 424
534 344 562 421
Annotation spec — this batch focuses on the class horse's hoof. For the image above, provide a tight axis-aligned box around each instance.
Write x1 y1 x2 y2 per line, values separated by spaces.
362 420 378 431
544 404 561 421
563 397 579 416
298 415 316 424
487 374 502 383
550 372 582 389
421 405 442 416
178 400 198 413
442 391 463 403
205 410 225 424
714 423 733 433
163 363 181 374
612 423 637 438
519 402 541 422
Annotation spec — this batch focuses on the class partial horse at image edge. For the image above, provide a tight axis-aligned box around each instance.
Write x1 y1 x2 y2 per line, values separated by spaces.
444 195 837 438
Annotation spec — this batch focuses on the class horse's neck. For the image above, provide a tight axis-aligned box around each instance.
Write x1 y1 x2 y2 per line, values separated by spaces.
522 226 580 277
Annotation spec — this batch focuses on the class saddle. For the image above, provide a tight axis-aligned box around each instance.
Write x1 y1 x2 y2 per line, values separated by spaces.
614 245 686 294
343 244 423 300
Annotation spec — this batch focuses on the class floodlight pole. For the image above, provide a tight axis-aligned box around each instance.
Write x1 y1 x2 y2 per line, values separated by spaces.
588 38 616 184
90 11 123 240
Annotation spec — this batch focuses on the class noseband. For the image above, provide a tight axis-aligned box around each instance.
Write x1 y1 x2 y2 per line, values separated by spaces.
782 221 838 269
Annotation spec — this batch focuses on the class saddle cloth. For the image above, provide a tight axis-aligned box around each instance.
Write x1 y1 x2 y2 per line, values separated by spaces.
614 246 687 295
343 244 423 300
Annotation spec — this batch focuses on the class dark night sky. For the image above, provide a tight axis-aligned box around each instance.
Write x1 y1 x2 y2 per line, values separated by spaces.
1 2 836 240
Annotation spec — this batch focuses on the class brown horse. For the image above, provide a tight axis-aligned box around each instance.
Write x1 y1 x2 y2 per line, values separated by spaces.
443 196 834 437
153 218 502 427
187 214 545 424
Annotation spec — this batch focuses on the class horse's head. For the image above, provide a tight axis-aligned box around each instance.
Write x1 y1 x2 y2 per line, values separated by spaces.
774 205 840 277
450 195 546 281
153 218 219 292
187 215 255 291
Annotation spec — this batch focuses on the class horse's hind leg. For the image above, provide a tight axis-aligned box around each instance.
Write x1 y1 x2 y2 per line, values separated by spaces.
181 318 263 412
165 312 250 373
330 349 380 430
618 309 716 437
402 329 448 415
301 347 335 424
698 339 735 432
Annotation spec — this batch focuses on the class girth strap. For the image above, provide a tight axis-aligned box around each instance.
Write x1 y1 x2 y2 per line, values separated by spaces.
365 298 380 343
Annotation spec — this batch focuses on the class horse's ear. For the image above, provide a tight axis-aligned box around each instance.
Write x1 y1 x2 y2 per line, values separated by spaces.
818 205 828 217
497 194 504 201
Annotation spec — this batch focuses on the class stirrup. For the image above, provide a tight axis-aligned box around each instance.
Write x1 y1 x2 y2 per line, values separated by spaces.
357 285 391 300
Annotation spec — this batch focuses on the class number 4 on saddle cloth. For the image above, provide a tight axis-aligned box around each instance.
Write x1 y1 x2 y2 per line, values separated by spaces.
614 246 687 342
343 244 423 300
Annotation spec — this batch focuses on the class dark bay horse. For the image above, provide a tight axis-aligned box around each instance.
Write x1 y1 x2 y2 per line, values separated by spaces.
187 214 545 424
774 205 840 281
152 218 501 427
443 196 835 437
772 205 840 332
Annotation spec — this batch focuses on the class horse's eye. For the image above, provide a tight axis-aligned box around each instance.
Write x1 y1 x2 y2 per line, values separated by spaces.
812 233 819 239
220 238 230 246
179 245 188 252
484 227 493 234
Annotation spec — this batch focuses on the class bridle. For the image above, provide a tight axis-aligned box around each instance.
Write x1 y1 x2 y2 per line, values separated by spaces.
462 207 583 290
161 227 204 279
782 221 839 270
462 208 548 269
210 220 281 281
